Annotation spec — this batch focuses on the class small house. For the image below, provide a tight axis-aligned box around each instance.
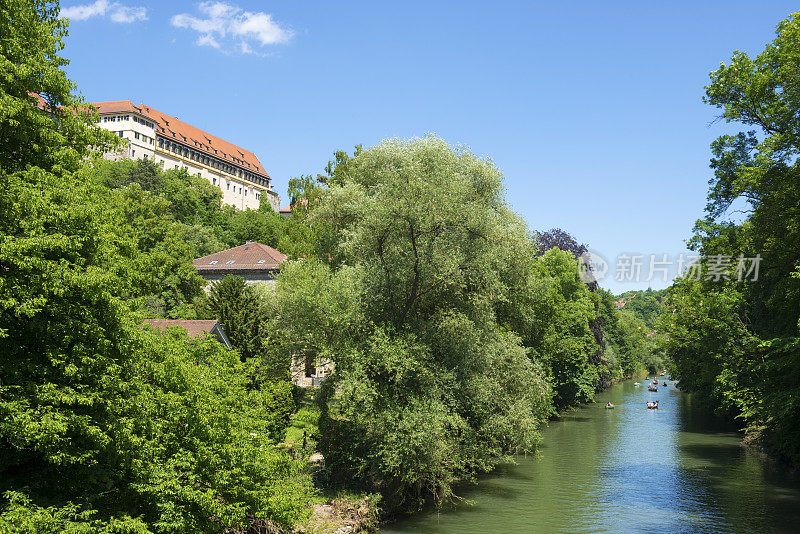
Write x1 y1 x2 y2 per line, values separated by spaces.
193 241 287 290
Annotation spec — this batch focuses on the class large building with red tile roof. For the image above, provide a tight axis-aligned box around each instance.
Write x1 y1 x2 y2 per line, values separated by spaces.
90 99 280 211
193 241 288 288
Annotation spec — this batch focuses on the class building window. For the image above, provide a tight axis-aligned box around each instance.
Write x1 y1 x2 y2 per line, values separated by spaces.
118 132 124 137
226 183 230 190
134 132 140 140
132 150 135 157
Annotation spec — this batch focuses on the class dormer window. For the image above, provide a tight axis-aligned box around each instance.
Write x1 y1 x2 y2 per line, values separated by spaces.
209 260 218 265
225 260 235 265
257 260 266 264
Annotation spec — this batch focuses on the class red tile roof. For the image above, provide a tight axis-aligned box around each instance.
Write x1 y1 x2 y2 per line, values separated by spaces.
90 100 269 179
92 100 141 115
279 197 314 214
193 241 287 272
143 319 221 338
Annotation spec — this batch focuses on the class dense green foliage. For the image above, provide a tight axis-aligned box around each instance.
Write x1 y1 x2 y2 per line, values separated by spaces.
663 13 800 465
0 2 313 532
616 289 668 329
264 137 660 512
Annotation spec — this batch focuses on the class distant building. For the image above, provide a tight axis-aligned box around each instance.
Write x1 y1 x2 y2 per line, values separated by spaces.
278 197 313 217
89 100 280 211
142 319 232 349
193 241 287 289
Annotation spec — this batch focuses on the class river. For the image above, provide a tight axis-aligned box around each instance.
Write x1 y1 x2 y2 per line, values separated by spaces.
382 378 800 533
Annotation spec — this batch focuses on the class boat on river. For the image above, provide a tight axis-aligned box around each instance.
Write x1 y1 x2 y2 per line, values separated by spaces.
605 403 616 409
648 385 658 392
653 378 659 385
646 400 659 409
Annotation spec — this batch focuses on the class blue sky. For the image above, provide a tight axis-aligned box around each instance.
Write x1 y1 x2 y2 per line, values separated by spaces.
59 0 798 293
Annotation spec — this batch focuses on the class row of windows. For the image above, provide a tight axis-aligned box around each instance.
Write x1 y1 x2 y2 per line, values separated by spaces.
102 115 129 123
225 181 249 196
133 131 154 145
157 137 269 188
208 259 268 265
133 115 155 129
101 114 156 130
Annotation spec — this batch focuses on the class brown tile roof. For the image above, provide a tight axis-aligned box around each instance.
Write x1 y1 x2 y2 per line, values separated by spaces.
193 241 287 272
90 100 269 179
279 197 313 214
93 100 141 115
142 319 221 337
29 92 48 110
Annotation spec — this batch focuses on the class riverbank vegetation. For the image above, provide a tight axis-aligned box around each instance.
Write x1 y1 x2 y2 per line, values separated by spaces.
1 1 661 531
661 12 800 467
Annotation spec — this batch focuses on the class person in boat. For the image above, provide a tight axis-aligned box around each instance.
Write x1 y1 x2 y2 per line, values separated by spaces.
606 402 613 408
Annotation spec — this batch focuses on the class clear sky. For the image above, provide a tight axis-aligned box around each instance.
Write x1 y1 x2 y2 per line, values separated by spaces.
58 0 798 293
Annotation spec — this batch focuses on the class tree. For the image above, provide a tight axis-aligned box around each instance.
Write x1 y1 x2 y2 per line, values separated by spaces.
202 275 262 358
300 135 552 511
535 228 588 258
527 248 601 408
0 0 116 175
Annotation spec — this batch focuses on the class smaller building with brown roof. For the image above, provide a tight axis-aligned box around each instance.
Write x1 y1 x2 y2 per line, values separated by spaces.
193 241 288 289
142 319 232 348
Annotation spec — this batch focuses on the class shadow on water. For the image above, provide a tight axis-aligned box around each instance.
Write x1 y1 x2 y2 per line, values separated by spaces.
381 380 800 534
557 415 594 423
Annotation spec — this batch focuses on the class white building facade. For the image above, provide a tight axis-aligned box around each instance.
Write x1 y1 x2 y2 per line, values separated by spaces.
92 100 280 211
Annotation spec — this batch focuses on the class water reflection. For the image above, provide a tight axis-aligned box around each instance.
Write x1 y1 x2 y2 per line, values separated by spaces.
381 379 800 534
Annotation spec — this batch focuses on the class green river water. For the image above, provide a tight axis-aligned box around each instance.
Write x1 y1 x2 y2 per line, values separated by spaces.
381 379 800 533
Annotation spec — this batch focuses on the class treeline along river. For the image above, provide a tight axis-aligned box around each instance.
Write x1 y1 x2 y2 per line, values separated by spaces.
382 380 800 533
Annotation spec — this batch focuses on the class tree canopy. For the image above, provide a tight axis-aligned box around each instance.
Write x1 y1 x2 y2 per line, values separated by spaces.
663 11 800 465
